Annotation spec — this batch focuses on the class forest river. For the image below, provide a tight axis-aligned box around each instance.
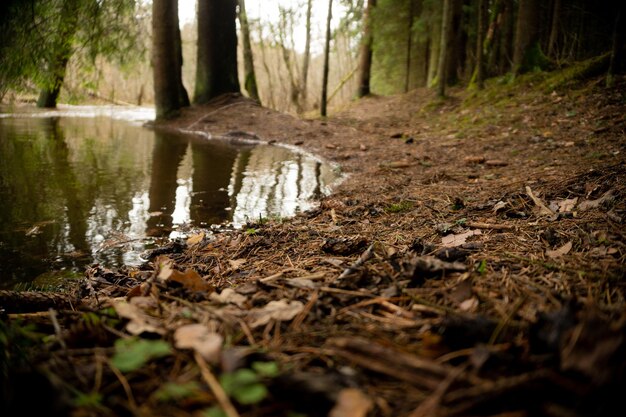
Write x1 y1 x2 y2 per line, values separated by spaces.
0 106 339 290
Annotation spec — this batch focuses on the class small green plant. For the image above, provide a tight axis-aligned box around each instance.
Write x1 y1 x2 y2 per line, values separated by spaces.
218 361 279 405
245 228 258 235
110 337 171 372
477 259 488 275
154 381 201 402
385 201 414 213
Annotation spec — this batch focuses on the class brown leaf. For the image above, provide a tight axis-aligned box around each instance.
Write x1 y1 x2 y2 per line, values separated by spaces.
578 190 616 211
248 300 304 328
546 241 572 259
525 186 555 216
174 324 223 363
186 232 205 246
112 298 164 335
329 388 373 417
210 288 248 307
464 156 486 165
441 230 482 247
228 258 247 270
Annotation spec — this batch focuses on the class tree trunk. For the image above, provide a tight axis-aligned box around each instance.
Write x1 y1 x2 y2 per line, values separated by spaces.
37 56 70 108
357 0 376 98
607 4 625 87
301 0 313 105
512 0 541 75
175 23 190 107
153 0 182 119
239 0 260 103
547 0 561 58
36 0 79 108
474 0 487 88
404 0 415 92
321 0 333 117
195 0 240 104
427 1 442 87
437 0 452 97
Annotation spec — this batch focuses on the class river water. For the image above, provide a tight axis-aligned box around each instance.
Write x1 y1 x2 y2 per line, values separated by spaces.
0 105 339 289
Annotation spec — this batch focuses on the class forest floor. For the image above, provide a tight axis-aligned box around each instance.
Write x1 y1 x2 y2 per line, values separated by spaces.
2 69 626 417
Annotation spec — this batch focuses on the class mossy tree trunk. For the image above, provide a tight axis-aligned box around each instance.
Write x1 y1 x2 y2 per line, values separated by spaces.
36 0 80 108
194 0 240 104
512 0 543 75
239 0 261 103
153 0 183 119
437 0 452 97
357 0 376 98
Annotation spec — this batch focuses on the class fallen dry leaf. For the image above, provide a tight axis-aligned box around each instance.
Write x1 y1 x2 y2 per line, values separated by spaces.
186 232 205 246
329 388 373 417
464 156 486 164
546 241 572 259
248 300 304 328
174 324 223 363
578 190 616 211
210 288 248 307
113 298 164 335
158 257 213 292
526 186 555 216
228 258 247 270
441 230 482 247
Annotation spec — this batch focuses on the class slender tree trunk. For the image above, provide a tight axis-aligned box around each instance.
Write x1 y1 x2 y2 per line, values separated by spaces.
404 0 415 92
239 0 260 103
437 0 452 97
321 0 333 117
195 0 240 104
499 0 514 73
475 0 487 88
427 1 442 87
301 0 313 105
607 5 625 87
175 23 190 107
512 0 541 75
547 0 561 58
152 0 181 119
357 0 376 98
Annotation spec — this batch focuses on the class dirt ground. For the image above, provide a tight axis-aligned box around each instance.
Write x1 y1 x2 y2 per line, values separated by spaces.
2 71 625 417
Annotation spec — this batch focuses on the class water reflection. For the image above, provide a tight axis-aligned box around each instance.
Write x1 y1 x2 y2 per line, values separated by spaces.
0 110 338 289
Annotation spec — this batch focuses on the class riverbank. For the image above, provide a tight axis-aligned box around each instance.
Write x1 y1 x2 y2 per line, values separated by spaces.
2 69 625 417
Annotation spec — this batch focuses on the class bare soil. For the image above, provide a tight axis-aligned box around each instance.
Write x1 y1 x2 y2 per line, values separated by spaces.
2 72 625 417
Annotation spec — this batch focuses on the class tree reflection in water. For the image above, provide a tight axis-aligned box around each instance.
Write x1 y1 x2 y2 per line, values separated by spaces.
0 112 338 289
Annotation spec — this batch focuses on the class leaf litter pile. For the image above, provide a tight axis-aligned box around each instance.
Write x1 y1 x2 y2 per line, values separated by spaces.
2 72 625 417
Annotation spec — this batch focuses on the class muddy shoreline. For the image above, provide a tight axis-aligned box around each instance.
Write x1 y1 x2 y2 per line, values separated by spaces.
2 74 625 416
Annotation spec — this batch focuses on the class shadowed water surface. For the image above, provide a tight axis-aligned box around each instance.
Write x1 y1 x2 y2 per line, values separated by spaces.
0 106 339 289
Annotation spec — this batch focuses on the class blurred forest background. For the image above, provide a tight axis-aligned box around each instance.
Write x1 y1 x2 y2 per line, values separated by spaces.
0 0 624 115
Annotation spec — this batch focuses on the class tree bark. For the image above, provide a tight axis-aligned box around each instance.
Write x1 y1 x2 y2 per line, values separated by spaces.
427 1 442 87
404 0 415 93
36 0 79 108
437 0 452 97
321 0 333 117
195 0 240 104
301 0 313 105
357 0 376 98
239 0 260 103
547 0 561 58
607 4 625 87
512 0 541 75
475 0 487 89
153 0 182 119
